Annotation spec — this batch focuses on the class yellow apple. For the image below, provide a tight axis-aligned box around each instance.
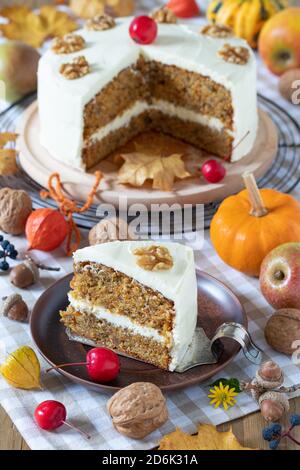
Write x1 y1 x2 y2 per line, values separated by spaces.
258 7 300 76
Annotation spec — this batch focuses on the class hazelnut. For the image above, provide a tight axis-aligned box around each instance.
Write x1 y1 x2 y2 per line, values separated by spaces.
279 69 300 103
10 259 39 288
258 361 282 382
107 382 168 439
89 217 135 245
259 391 289 422
265 309 300 355
0 188 32 235
1 294 29 322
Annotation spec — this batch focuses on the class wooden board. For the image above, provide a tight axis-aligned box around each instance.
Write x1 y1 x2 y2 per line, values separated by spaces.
17 101 278 206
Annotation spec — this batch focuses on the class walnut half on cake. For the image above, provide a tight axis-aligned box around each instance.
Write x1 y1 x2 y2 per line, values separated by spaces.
60 241 198 371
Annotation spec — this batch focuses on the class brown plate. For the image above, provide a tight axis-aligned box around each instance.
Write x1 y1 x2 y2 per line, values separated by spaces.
30 271 247 393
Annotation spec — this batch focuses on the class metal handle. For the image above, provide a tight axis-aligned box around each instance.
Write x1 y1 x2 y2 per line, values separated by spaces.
211 322 263 365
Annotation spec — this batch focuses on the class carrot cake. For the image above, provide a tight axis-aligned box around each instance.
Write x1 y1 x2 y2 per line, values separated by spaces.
60 241 198 371
38 15 258 171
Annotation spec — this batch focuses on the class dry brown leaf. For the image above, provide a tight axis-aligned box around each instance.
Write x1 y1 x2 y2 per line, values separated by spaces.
159 424 257 450
0 6 78 48
117 151 190 191
70 0 134 19
0 132 18 176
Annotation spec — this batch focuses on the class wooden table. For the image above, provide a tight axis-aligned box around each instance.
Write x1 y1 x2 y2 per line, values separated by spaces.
1 397 300 450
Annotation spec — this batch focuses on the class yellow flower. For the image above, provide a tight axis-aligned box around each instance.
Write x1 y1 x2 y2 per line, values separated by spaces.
208 382 238 411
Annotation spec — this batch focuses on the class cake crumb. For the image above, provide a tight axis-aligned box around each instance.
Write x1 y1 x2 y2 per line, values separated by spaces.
218 43 250 65
52 34 85 54
133 245 174 271
85 14 116 31
201 23 233 38
60 56 90 80
151 6 177 24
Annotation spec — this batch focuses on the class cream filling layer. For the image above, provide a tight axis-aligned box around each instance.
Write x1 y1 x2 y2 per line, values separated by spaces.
68 293 168 345
84 99 234 147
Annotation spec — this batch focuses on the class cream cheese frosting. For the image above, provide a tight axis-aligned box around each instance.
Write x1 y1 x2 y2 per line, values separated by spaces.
38 17 257 170
73 240 198 371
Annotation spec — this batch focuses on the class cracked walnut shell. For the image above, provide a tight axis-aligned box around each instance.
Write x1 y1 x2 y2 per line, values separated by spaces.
218 43 250 65
52 34 85 54
107 382 168 439
133 245 173 271
60 56 90 80
85 14 116 31
151 7 177 24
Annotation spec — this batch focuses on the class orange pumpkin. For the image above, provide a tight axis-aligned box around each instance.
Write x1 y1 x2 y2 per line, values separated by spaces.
210 173 300 277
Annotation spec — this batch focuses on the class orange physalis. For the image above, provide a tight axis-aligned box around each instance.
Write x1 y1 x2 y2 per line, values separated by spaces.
166 0 200 18
25 208 69 252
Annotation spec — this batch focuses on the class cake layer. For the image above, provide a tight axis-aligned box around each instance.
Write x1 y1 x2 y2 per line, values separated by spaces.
71 262 175 335
60 306 171 370
38 18 258 169
83 105 233 168
72 241 198 371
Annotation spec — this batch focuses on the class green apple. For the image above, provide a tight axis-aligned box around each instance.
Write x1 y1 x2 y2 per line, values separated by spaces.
0 41 40 103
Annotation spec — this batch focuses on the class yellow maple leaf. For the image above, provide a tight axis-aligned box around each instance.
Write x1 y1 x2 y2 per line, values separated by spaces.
0 6 78 48
70 0 134 19
0 132 18 176
159 424 257 450
117 152 190 191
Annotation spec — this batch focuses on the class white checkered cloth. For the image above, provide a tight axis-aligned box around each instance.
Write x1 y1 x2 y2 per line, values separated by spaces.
1 2 300 451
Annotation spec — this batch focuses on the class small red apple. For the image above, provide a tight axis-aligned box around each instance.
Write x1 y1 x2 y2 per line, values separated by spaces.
260 242 300 309
258 7 300 76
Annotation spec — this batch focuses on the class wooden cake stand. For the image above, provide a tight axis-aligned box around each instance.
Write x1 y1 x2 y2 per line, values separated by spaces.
17 101 278 206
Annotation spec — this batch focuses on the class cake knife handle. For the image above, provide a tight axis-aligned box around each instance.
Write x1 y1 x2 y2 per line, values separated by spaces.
211 322 263 365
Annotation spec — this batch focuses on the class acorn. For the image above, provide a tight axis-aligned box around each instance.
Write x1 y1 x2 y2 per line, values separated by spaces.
256 361 284 389
259 391 289 422
1 293 29 322
10 259 39 288
9 257 60 289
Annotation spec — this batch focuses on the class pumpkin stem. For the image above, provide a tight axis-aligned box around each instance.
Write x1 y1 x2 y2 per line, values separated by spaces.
243 172 268 217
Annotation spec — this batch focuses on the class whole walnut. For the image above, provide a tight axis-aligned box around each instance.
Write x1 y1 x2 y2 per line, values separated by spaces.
279 69 300 103
0 188 32 235
89 217 135 245
265 309 300 355
107 382 168 439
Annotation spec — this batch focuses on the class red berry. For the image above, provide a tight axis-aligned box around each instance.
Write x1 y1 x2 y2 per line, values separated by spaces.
201 159 226 183
86 348 119 383
34 400 66 431
129 16 157 45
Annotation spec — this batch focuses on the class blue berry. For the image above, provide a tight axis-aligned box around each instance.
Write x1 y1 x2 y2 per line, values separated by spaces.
8 249 18 260
289 414 300 427
1 240 9 250
262 426 274 441
270 423 282 435
0 260 9 271
269 439 280 450
0 235 3 242
0 250 5 259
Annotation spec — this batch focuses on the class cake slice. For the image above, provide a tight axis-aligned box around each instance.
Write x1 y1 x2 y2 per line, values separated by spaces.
60 241 198 371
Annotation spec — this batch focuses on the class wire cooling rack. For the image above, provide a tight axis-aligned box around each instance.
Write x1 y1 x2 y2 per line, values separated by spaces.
0 93 299 232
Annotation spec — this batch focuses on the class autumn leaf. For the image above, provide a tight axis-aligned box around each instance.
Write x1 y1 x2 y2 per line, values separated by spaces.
0 132 18 176
117 151 190 191
70 0 134 19
159 424 257 450
0 6 78 48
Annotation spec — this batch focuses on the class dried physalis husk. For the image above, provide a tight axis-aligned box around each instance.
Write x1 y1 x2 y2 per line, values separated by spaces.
60 55 90 80
201 23 233 38
218 43 250 65
52 34 85 54
151 6 177 24
0 346 42 390
133 245 174 271
85 14 116 31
